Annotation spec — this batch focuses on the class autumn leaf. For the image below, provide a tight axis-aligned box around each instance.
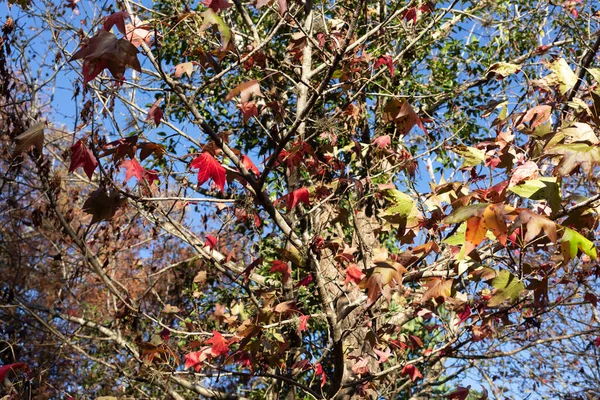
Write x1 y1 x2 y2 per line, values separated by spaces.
124 16 153 47
13 121 45 155
446 386 471 400
225 80 263 103
274 187 310 212
82 189 126 223
508 161 538 187
146 99 163 125
184 347 212 372
374 55 394 76
206 331 229 357
488 270 525 307
202 0 232 12
102 11 128 34
69 140 98 179
70 30 141 84
486 62 521 79
546 58 577 95
383 98 427 135
372 135 391 149
545 143 600 176
514 209 557 244
345 263 363 285
238 101 258 123
516 104 552 133
270 260 291 283
314 363 326 387
401 364 423 382
0 362 30 382
174 62 194 78
139 142 166 161
190 152 226 192
241 155 260 176
374 347 392 363
298 315 309 332
205 235 218 250
509 178 561 214
351 358 370 376
121 158 159 183
421 278 453 304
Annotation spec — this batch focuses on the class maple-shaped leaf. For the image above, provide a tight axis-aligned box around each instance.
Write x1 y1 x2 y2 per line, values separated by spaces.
298 315 309 332
401 364 423 382
139 142 166 161
174 62 194 78
121 158 159 183
352 358 370 376
546 58 577 95
82 189 126 224
146 99 163 125
359 261 406 307
13 121 45 155
0 362 29 382
374 347 392 363
488 270 525 307
241 155 260 176
205 235 218 250
486 62 521 79
202 0 232 12
560 227 597 264
345 264 364 285
446 386 471 400
199 9 232 51
516 104 552 133
545 143 600 176
314 363 326 387
190 152 226 192
372 135 391 149
102 11 128 34
69 140 98 179
184 347 212 372
206 331 229 357
455 305 472 325
124 16 153 48
421 278 453 304
270 260 291 283
509 178 561 214
225 80 263 103
383 98 427 135
508 161 538 187
238 101 258 123
374 55 394 76
70 30 141 84
514 209 557 244
275 187 310 212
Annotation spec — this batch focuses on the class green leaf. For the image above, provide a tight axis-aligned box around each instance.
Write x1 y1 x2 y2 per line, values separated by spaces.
443 203 489 224
508 178 561 213
451 145 486 168
488 270 525 307
547 58 577 95
200 9 231 50
383 189 415 218
560 227 597 263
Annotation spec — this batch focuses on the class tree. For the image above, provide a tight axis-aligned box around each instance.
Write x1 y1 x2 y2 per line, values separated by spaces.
1 0 600 398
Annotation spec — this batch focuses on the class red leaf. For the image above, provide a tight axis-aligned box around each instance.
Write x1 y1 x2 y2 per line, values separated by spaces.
241 155 260 176
297 274 313 287
205 235 218 250
69 140 98 179
402 8 417 23
372 135 391 149
345 264 364 285
102 11 128 34
146 99 163 125
238 101 258 123
70 30 141 84
184 347 212 372
0 362 30 382
374 55 394 76
446 386 471 400
275 187 310 212
298 315 309 332
121 158 158 183
401 364 423 382
314 363 326 387
351 358 370 375
206 331 229 357
202 0 232 12
455 305 471 326
270 260 291 283
595 337 600 347
190 152 226 192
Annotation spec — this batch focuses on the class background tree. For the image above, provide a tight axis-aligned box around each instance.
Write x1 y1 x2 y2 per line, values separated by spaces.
1 0 600 399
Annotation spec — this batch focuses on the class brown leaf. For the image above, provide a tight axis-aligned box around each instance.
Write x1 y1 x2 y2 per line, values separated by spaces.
13 121 45 155
225 80 263 103
421 278 453 303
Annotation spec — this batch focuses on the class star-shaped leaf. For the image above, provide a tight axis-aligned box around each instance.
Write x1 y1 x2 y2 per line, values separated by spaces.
69 140 98 179
190 152 226 192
